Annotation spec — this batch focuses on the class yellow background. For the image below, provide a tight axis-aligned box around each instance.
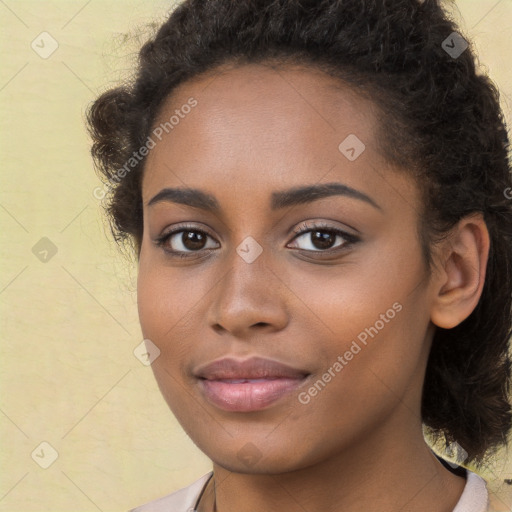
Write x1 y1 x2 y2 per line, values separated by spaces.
0 1 511 510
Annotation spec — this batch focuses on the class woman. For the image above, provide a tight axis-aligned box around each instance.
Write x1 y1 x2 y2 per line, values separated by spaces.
86 0 512 510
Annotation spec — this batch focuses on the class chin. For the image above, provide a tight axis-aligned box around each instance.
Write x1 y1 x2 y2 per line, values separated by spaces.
201 440 322 475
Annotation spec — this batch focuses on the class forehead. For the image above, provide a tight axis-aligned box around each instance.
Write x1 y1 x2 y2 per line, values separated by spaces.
142 63 394 205
160 61 372 120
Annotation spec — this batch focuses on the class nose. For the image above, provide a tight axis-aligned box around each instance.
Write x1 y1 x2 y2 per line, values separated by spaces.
207 246 289 338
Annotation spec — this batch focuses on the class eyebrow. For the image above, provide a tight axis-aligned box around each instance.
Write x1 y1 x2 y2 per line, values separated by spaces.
147 182 382 212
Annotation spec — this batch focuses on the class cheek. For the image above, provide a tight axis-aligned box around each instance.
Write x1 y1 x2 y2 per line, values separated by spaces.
285 240 429 392
137 254 205 342
136 260 198 412
285 255 419 343
136 252 218 392
137 266 172 342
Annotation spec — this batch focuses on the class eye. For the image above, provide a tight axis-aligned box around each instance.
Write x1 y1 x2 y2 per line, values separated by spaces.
154 221 359 258
154 223 219 257
287 221 359 253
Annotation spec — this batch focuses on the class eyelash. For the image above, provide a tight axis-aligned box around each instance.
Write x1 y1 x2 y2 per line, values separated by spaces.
154 221 360 259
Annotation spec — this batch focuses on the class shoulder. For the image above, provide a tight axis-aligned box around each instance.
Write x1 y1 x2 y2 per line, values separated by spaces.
129 472 213 512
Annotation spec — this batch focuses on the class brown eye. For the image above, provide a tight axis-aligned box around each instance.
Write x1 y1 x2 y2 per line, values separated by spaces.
155 225 219 256
305 230 338 250
288 222 359 253
178 231 208 251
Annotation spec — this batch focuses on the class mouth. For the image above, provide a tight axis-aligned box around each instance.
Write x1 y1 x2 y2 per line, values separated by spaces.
194 356 310 412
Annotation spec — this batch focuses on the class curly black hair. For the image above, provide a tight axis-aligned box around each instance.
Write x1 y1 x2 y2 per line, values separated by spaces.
86 0 512 467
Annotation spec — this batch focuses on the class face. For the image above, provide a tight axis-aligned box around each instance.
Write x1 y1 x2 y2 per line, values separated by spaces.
137 63 436 473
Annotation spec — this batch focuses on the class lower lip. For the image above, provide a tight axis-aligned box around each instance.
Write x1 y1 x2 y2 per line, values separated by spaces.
199 377 307 412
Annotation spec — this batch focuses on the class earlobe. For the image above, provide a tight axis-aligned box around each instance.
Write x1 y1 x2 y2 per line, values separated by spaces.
430 213 490 329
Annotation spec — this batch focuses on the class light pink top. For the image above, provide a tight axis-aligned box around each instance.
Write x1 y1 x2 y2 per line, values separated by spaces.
130 468 496 512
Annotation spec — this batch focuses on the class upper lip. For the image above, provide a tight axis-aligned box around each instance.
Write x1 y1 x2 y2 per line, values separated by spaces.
194 356 310 380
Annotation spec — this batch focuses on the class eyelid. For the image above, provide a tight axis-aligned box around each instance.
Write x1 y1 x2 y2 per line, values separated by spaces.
290 220 357 237
158 222 216 240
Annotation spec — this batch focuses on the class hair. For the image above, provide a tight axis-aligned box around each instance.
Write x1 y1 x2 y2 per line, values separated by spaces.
86 0 512 467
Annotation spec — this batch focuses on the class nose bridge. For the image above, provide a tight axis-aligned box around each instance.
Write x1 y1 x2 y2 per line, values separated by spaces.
208 238 289 334
221 239 273 309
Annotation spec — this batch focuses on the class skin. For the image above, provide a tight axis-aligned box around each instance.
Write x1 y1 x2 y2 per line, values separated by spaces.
137 62 490 512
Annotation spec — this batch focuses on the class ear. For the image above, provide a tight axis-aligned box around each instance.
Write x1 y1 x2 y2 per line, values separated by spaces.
430 213 490 329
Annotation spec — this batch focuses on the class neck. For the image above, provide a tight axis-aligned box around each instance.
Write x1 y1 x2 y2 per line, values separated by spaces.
197 412 466 512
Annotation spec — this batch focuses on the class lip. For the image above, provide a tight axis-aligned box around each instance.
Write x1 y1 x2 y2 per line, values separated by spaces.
194 356 310 412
